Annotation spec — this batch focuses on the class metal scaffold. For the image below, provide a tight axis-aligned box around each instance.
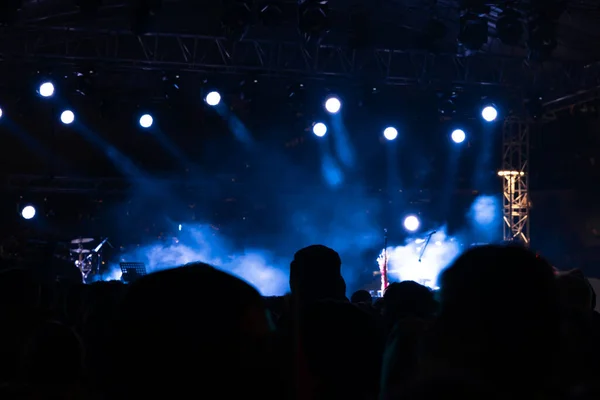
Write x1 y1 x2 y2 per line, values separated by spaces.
499 117 530 244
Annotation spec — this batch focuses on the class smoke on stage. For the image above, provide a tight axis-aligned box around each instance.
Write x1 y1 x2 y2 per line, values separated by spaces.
379 227 462 289
107 224 289 296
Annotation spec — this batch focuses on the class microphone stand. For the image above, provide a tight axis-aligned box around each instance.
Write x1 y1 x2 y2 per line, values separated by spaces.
382 229 388 294
418 231 436 262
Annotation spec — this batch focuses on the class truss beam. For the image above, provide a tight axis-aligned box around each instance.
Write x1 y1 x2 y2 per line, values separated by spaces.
0 26 599 92
499 117 530 245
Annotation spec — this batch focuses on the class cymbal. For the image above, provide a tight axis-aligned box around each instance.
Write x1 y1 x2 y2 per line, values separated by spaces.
71 238 94 244
70 249 90 254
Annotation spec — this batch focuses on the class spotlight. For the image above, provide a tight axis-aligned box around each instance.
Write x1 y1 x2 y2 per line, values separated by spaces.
324 96 341 114
0 107 3 119
60 110 75 125
21 205 36 220
451 129 466 144
481 105 498 122
39 82 55 98
383 127 398 141
139 114 153 128
206 91 221 106
403 215 420 232
313 122 327 137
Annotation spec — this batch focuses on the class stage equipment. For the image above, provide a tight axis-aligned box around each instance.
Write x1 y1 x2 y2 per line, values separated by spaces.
403 215 420 232
324 96 341 114
71 249 90 254
39 81 54 97
381 229 388 293
418 230 437 262
120 262 148 283
71 237 94 283
60 110 75 124
482 105 498 122
451 129 466 143
71 238 94 244
383 127 398 141
498 117 530 245
8 27 598 93
21 205 36 220
139 113 153 128
205 91 221 106
312 122 327 137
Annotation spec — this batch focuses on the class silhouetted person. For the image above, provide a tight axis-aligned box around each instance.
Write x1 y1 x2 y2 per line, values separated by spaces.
351 289 372 305
0 269 41 383
382 281 436 327
302 300 383 400
380 282 436 394
105 263 277 400
556 269 600 388
289 245 347 305
424 245 561 398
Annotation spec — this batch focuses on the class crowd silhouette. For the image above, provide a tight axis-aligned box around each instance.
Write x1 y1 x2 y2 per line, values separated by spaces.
0 243 599 399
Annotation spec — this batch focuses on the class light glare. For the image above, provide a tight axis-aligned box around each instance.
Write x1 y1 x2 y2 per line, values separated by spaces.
383 127 398 141
21 206 36 220
324 96 341 114
139 114 153 128
482 106 498 122
39 82 55 97
206 91 221 106
60 110 75 125
451 129 466 143
313 122 327 137
403 215 420 232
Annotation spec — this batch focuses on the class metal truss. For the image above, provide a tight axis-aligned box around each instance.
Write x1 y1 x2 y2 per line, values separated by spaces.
0 26 599 92
3 174 479 199
541 84 600 122
499 117 530 245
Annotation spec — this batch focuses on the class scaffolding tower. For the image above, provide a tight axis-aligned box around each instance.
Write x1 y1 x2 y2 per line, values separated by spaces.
499 117 530 244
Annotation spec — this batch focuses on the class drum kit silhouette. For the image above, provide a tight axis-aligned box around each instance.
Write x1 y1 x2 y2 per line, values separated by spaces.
70 237 110 283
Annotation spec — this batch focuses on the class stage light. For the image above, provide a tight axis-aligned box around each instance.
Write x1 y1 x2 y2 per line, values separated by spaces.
0 107 3 119
206 91 221 106
451 129 466 144
39 82 55 97
60 110 75 125
324 96 341 114
481 105 498 122
21 205 36 220
403 215 420 232
313 122 327 137
139 114 153 128
383 127 398 141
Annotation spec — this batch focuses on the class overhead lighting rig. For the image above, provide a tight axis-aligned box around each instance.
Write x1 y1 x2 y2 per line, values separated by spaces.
457 5 489 53
221 0 255 41
298 0 331 44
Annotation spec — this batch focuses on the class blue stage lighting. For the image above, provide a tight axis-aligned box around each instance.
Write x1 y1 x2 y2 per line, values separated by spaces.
313 122 327 137
60 110 75 125
39 82 55 97
206 91 221 106
451 129 466 143
481 105 498 122
383 127 398 141
21 205 36 220
324 96 341 114
139 114 153 128
403 215 420 232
